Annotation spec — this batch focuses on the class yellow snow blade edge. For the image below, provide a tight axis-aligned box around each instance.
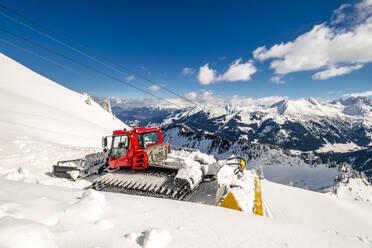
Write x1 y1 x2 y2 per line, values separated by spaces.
218 176 263 215
254 177 264 216
219 192 241 211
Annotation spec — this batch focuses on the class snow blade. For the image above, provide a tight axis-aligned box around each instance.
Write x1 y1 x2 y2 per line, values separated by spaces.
188 180 220 205
52 159 84 180
52 152 108 180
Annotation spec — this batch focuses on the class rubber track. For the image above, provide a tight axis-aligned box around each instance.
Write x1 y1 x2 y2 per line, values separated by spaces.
91 168 193 201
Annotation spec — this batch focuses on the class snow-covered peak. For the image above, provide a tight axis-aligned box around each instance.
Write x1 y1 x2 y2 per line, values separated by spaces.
279 97 339 116
253 96 288 108
339 96 372 106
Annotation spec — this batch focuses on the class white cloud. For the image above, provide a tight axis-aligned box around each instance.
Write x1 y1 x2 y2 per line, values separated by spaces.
253 0 372 79
185 92 198 99
196 59 256 85
331 4 351 24
148 84 165 92
197 64 217 85
181 90 223 106
126 75 135 82
355 0 372 23
342 90 372 97
218 59 256 82
312 64 363 80
181 67 195 76
269 75 286 84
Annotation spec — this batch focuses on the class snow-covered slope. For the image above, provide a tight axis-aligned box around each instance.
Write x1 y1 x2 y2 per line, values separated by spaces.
0 52 127 184
262 180 372 244
1 179 372 248
0 53 128 147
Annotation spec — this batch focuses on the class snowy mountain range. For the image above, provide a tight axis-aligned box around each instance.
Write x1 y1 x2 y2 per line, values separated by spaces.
97 95 372 179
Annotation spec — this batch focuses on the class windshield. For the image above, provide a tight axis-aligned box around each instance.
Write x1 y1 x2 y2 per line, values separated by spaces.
143 131 160 146
111 135 129 158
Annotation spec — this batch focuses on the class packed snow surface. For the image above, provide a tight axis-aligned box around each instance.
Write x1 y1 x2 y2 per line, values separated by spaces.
0 216 58 248
1 179 372 248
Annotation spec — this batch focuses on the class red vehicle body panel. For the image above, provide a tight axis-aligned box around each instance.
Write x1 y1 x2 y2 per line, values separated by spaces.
108 127 164 170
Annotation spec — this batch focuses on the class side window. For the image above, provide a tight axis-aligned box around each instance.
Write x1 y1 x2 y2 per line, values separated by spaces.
137 133 144 148
113 135 129 149
143 131 160 146
111 135 129 158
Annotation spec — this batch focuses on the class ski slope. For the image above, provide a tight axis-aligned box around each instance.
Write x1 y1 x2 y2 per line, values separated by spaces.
0 53 128 147
0 52 128 185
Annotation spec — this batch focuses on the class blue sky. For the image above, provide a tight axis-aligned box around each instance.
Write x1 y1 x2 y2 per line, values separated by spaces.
0 0 371 101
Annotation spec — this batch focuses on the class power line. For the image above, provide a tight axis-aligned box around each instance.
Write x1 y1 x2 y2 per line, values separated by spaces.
0 4 239 142
0 27 184 108
0 38 96 81
0 10 150 90
0 3 201 108
0 11 122 76
0 31 237 142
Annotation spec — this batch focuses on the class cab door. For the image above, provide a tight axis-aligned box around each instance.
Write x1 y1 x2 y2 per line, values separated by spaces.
108 134 131 168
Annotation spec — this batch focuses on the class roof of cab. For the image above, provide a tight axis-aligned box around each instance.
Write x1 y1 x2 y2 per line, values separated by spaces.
112 127 159 135
133 127 159 133
112 130 130 135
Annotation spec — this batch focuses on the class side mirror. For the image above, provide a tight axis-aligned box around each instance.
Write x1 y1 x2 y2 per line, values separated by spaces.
102 137 108 148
